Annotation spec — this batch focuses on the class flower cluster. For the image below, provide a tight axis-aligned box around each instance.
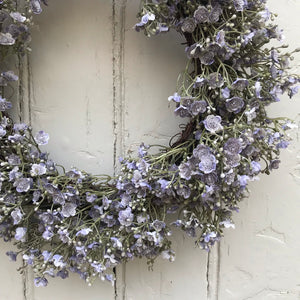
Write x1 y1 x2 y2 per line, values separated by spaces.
0 0 299 287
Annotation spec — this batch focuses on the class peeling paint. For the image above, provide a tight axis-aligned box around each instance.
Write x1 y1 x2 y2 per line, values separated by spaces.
242 288 289 300
235 267 254 280
77 150 97 160
85 97 91 138
18 54 24 122
256 226 287 245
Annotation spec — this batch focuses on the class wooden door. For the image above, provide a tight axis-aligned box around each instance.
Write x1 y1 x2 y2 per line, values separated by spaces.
1 0 300 299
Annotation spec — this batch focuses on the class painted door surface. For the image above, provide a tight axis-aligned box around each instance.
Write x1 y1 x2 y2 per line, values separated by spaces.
0 0 300 299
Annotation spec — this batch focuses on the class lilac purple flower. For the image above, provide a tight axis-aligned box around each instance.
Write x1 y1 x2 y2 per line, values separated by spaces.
10 12 26 22
8 154 21 165
42 228 54 240
200 51 215 65
61 202 77 217
231 78 249 91
76 228 92 236
245 108 257 123
174 105 191 118
0 125 6 137
238 175 250 187
102 196 112 210
203 115 223 133
221 87 230 99
194 6 209 23
168 92 181 103
193 144 211 159
251 161 261 173
1 71 19 81
135 12 155 30
13 123 28 132
181 18 196 33
233 0 247 11
11 208 23 224
203 231 217 243
152 220 166 232
57 269 69 279
224 138 243 155
6 251 17 261
23 253 34 265
225 153 241 168
14 178 32 193
199 154 217 174
207 73 224 88
34 131 49 145
118 207 134 227
15 227 27 241
52 254 66 268
30 0 43 14
226 97 245 113
42 251 52 262
110 237 122 249
190 100 207 115
179 162 193 180
34 277 48 287
86 192 97 203
0 96 12 111
0 33 15 46
269 159 280 170
209 5 222 23
31 163 47 176
219 220 235 229
194 77 206 88
216 30 226 46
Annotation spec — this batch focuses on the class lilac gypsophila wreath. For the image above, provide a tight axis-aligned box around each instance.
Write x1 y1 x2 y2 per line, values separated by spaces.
0 0 299 287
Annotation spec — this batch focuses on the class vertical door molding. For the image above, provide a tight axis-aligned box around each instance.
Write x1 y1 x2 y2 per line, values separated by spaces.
112 0 128 299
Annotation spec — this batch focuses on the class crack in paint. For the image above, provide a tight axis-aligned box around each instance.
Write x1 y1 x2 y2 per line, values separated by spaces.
235 267 254 280
18 54 24 122
256 226 287 245
206 242 221 300
216 241 221 298
26 54 33 126
242 287 288 300
206 252 211 298
112 0 127 299
113 267 118 299
85 97 91 150
22 262 28 300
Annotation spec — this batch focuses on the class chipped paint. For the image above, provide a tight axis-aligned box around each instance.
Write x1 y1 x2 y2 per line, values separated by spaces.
256 226 287 245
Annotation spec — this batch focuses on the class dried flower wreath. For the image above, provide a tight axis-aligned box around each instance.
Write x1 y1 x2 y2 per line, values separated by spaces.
0 0 299 287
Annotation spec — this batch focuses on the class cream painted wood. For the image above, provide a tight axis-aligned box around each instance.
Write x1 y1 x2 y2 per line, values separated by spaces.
0 0 299 299
30 1 115 299
29 0 115 176
218 1 300 299
121 1 208 299
0 243 25 300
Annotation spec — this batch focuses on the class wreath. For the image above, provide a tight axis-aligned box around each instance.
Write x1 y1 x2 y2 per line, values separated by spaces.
0 0 299 287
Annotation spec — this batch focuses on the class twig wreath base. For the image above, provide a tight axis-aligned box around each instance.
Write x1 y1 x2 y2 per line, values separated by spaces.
0 0 299 287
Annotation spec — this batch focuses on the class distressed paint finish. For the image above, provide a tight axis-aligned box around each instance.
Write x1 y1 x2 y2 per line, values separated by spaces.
218 1 300 299
0 0 299 299
121 1 208 298
29 0 115 176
